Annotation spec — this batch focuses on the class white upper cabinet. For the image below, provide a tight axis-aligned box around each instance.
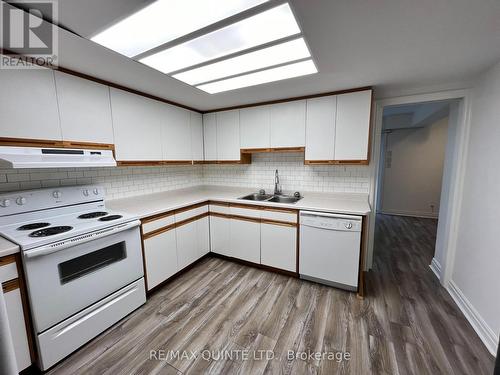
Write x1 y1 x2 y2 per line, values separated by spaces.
190 112 204 161
54 71 114 144
203 113 217 161
216 110 240 161
240 106 270 149
162 104 191 161
305 96 337 161
0 68 62 140
110 88 163 161
270 100 306 148
334 90 372 161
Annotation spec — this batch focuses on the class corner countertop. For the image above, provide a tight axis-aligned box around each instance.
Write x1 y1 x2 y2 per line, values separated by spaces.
107 185 371 219
0 236 20 258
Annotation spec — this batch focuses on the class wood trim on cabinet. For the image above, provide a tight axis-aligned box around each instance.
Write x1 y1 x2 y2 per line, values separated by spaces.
260 205 297 214
304 159 369 165
230 214 261 224
0 254 17 266
2 278 19 293
209 201 231 207
142 223 176 240
209 212 232 219
175 212 209 229
241 147 305 154
141 210 176 225
260 219 297 228
174 202 208 215
0 137 114 151
229 203 262 211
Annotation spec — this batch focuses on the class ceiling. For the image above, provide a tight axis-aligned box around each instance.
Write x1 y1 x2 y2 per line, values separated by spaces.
3 0 500 111
383 101 452 130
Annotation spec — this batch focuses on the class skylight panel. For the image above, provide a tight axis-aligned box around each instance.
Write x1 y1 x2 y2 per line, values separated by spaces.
197 60 318 94
173 38 310 85
91 0 268 57
139 3 301 74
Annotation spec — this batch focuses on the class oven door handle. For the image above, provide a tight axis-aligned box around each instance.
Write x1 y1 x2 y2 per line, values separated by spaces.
23 220 141 259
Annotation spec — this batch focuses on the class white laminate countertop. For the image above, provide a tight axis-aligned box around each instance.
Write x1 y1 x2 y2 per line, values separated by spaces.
0 236 20 257
107 185 371 219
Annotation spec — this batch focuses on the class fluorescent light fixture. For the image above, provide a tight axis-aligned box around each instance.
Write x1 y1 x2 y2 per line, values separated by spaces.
197 59 317 94
140 3 301 74
91 0 268 57
173 38 310 85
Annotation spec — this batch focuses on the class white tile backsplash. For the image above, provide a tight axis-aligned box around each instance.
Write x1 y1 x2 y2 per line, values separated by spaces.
0 153 370 198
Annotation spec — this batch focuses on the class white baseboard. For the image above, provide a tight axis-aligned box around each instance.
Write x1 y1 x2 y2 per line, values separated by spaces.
447 280 498 356
429 258 442 281
378 209 438 219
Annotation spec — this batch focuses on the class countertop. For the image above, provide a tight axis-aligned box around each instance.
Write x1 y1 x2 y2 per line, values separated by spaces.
0 236 20 257
108 185 371 219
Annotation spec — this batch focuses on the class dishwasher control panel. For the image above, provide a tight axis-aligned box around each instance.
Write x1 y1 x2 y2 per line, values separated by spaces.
300 212 362 232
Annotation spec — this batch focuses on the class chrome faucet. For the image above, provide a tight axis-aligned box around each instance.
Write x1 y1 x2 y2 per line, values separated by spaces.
274 169 282 195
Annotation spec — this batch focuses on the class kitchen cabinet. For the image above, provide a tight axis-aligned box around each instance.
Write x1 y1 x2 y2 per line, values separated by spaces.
110 88 164 161
216 110 241 161
0 68 62 140
143 229 178 290
230 218 260 264
334 90 372 161
162 105 191 161
270 100 306 148
305 96 337 161
240 106 270 149
261 222 297 272
196 216 210 257
203 113 217 161
210 215 231 257
176 221 199 269
54 71 114 144
190 112 204 162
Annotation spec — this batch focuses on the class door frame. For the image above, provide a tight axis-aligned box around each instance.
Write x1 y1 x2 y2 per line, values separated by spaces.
367 88 472 287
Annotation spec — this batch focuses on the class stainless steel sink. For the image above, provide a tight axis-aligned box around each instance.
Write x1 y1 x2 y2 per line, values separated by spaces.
239 193 274 201
267 195 302 204
239 193 302 204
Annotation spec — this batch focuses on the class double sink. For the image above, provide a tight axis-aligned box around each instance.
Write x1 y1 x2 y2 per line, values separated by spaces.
239 192 302 204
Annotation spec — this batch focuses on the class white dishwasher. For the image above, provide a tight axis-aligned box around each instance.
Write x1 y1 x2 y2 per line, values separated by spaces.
299 211 362 291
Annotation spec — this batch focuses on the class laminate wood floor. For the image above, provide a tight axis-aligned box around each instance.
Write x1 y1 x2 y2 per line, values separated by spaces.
47 214 495 374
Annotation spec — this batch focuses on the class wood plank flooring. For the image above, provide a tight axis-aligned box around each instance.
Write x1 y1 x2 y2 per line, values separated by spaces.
47 214 495 374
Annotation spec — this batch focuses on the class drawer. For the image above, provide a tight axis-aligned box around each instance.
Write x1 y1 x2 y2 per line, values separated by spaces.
142 214 175 234
261 209 297 223
209 204 230 215
175 205 208 222
0 257 18 283
230 205 261 219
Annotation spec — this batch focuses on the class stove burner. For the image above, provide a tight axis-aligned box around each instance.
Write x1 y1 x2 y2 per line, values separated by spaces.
29 226 73 237
17 222 50 231
99 215 123 222
78 211 108 219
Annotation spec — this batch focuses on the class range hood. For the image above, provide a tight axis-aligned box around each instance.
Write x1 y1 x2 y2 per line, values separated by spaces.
0 146 117 168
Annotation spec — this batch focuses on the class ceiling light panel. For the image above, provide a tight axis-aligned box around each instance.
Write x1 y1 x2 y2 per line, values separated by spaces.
173 38 310 85
197 59 318 94
140 3 301 74
91 0 268 57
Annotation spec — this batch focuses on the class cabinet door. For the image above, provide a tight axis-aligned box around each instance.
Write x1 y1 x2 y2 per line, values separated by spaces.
240 106 270 149
143 229 178 290
216 110 240 161
210 216 230 256
190 112 204 161
305 96 336 161
334 90 372 161
270 100 306 148
162 105 191 161
261 223 296 272
197 216 210 257
176 221 199 269
4 288 32 371
54 71 114 144
0 68 61 140
110 88 163 161
230 218 260 264
203 113 217 161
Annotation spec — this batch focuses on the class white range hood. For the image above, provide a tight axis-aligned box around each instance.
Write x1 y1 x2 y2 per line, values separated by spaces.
0 147 117 168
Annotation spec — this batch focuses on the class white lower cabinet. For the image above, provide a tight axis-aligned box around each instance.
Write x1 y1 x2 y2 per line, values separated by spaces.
261 223 297 272
230 218 260 264
210 215 231 257
197 216 210 257
176 221 199 270
4 287 31 371
143 229 178 290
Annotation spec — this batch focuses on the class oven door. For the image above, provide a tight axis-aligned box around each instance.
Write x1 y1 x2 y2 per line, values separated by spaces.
22 220 144 333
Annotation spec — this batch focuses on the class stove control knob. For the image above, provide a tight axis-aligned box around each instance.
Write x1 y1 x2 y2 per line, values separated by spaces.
93 188 99 195
0 199 10 208
82 189 89 197
53 190 62 199
16 197 26 205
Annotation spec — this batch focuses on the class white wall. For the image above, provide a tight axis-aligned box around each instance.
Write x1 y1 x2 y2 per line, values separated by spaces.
379 116 448 218
450 60 500 354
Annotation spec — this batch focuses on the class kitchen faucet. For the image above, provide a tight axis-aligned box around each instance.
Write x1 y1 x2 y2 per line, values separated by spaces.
274 169 282 195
